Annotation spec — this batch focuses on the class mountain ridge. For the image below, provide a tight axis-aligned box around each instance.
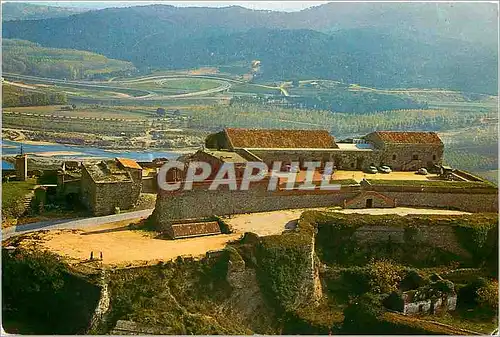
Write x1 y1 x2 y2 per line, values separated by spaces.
2 3 498 94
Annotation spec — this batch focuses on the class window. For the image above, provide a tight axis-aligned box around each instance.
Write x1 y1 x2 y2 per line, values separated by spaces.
433 154 437 160
412 154 419 160
350 162 355 168
392 154 397 160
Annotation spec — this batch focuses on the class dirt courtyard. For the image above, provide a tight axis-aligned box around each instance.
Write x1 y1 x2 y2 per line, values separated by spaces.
30 207 469 267
36 221 240 267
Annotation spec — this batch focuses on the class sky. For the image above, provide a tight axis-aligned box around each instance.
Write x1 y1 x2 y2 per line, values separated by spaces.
16 1 331 12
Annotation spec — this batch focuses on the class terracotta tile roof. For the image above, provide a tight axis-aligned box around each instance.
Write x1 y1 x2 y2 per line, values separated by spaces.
116 157 142 170
224 128 338 149
170 221 221 239
373 131 442 144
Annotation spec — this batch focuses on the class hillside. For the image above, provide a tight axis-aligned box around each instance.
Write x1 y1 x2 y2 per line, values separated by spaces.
2 3 497 94
2 39 137 80
2 82 67 108
1 2 88 21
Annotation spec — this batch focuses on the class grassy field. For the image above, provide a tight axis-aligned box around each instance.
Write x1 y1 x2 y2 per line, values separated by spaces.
2 178 37 225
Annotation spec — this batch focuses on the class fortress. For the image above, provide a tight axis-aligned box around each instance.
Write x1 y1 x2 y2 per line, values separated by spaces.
152 128 498 233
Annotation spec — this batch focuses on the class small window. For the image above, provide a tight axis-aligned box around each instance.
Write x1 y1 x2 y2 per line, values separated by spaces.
412 154 419 160
433 154 437 160
350 162 355 168
392 154 397 160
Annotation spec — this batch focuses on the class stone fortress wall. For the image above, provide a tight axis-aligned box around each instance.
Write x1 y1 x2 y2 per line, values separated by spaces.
153 178 498 229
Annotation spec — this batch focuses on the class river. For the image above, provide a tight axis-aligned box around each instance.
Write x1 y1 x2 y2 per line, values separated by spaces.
1 140 185 169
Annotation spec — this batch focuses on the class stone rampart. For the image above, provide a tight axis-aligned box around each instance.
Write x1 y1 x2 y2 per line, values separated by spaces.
153 179 497 228
382 191 498 213
153 181 359 229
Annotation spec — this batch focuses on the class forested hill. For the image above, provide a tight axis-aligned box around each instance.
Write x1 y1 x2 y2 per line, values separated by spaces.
2 39 137 80
2 3 498 94
2 2 88 21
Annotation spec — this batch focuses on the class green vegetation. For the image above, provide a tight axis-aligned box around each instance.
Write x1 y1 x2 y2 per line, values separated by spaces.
188 102 491 136
310 211 498 268
3 39 136 80
1 178 37 221
4 7 496 94
2 83 67 108
256 232 313 312
2 249 100 334
2 2 87 21
105 256 254 335
442 124 498 184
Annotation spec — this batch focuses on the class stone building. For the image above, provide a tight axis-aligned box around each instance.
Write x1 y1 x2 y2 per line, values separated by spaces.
152 128 497 229
364 131 444 171
202 128 444 171
205 128 340 169
80 158 142 216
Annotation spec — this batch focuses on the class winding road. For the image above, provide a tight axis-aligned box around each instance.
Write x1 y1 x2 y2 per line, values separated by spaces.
3 72 285 101
1 209 154 241
3 72 234 100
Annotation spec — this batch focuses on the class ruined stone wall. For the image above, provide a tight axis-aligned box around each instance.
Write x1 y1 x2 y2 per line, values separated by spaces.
354 224 470 257
80 168 96 214
141 176 157 194
93 180 141 216
153 183 359 229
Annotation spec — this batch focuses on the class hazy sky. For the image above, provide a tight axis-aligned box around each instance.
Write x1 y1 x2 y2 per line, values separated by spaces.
16 1 331 12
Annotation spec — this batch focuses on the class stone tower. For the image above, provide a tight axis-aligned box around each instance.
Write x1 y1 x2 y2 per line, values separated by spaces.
15 154 28 181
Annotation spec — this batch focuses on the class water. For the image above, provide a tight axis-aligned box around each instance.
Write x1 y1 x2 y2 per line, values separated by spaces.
1 139 182 167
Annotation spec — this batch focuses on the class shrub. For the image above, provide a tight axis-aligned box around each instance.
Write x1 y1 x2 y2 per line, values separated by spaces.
400 269 427 291
340 267 371 295
476 279 498 314
432 280 455 294
342 293 383 333
367 259 404 294
383 291 404 311
458 277 488 307
2 249 100 334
